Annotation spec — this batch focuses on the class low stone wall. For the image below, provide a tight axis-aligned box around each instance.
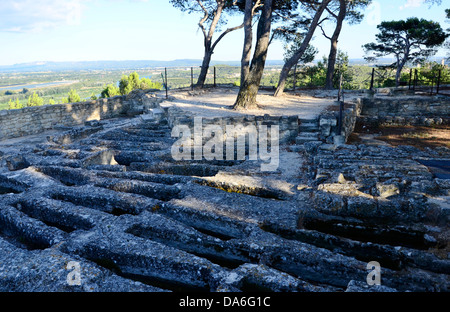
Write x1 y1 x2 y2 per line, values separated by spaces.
0 89 164 141
354 95 450 128
316 95 449 145
358 115 449 128
358 96 449 118
318 101 361 145
165 106 299 143
0 96 127 140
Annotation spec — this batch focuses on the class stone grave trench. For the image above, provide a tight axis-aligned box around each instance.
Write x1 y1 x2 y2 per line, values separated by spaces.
0 94 448 292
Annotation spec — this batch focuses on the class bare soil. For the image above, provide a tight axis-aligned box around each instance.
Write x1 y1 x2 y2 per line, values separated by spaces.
350 124 450 150
160 87 336 119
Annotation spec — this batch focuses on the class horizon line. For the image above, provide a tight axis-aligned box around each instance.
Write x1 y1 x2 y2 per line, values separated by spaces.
1 56 448 68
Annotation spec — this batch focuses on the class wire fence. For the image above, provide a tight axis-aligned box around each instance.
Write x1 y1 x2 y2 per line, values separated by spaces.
150 64 450 97
404 67 450 96
153 66 282 92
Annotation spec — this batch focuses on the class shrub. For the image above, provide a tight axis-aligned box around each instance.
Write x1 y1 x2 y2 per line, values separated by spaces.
27 92 44 107
101 84 120 98
67 89 81 103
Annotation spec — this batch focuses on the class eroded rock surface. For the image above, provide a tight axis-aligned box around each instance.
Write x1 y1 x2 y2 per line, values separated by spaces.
0 100 448 292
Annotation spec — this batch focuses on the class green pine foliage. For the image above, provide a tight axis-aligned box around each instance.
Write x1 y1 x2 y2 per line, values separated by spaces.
27 92 44 107
67 89 82 103
8 98 23 110
116 72 162 97
100 84 121 98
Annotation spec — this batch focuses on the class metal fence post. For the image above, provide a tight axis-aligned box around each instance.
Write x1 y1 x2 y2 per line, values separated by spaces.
436 69 441 94
408 68 412 90
430 77 434 96
370 68 375 91
337 73 344 136
413 69 418 91
165 67 168 99
191 67 194 91
214 66 217 87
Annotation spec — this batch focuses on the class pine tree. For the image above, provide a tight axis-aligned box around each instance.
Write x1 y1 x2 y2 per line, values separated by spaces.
101 84 121 98
128 72 140 90
119 75 132 95
15 98 23 109
8 99 15 110
27 92 44 107
363 18 448 86
67 89 81 103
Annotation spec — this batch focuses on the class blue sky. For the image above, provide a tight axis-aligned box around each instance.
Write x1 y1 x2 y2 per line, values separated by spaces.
0 0 448 66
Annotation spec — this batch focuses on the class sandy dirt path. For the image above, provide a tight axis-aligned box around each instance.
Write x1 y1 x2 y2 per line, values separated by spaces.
159 87 336 119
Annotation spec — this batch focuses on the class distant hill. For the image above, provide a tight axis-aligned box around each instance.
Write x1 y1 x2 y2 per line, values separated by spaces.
0 59 284 73
347 56 448 66
0 57 446 73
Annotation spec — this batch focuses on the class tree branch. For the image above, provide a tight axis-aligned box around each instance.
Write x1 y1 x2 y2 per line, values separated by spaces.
325 6 338 19
212 22 245 51
197 0 209 39
207 1 225 42
317 22 331 40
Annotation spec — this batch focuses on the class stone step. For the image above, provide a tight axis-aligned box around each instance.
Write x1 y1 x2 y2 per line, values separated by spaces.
296 136 320 144
289 144 305 153
298 118 319 124
298 119 319 129
295 131 320 144
299 131 319 137
299 122 320 132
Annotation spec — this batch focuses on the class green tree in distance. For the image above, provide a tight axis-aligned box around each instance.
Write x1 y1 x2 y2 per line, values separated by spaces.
101 84 121 98
139 77 162 90
333 50 351 89
67 89 81 103
283 33 318 89
118 72 161 96
363 17 448 87
8 98 23 110
119 75 132 95
27 92 44 107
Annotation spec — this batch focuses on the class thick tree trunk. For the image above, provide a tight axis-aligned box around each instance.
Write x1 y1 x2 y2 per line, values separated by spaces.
395 60 407 87
234 0 273 110
325 41 338 89
293 64 297 90
274 0 332 97
395 66 402 87
196 47 213 88
240 0 254 86
395 44 410 87
325 0 346 90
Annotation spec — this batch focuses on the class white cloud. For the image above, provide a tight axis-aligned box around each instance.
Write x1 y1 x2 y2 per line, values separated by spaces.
0 0 85 33
399 0 424 10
